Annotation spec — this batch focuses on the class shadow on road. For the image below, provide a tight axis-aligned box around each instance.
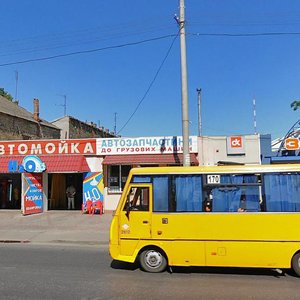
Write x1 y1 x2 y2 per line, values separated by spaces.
110 259 139 271
110 259 296 278
168 266 291 278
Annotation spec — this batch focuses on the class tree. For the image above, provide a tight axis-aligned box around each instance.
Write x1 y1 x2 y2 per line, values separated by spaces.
0 88 13 101
291 100 300 111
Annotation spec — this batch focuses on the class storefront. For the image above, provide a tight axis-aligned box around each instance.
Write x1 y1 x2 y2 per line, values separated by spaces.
0 134 271 213
0 139 98 214
99 136 199 210
0 136 198 213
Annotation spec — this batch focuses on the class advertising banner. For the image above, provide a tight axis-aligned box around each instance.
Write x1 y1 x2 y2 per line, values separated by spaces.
96 136 198 155
23 173 43 215
82 172 104 213
0 139 96 156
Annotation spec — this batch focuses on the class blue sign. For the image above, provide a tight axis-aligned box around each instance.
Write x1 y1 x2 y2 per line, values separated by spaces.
8 160 18 172
22 156 46 173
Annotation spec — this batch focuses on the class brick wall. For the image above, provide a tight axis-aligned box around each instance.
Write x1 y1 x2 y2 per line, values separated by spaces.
69 118 114 138
0 113 60 140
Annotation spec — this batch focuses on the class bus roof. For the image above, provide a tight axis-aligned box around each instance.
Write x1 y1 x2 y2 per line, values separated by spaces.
129 164 300 176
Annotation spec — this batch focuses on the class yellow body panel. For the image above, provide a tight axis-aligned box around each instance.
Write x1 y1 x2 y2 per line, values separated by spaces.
109 165 300 269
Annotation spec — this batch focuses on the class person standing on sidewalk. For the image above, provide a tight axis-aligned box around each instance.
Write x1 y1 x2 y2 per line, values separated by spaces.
66 185 76 210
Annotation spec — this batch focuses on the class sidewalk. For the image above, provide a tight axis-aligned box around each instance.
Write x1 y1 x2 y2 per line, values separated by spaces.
0 210 113 246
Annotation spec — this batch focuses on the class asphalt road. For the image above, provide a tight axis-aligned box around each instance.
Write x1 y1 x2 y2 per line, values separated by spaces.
1 244 300 300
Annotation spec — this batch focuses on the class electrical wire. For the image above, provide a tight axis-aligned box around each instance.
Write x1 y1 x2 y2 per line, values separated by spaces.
0 24 175 57
188 32 300 37
0 34 177 67
117 31 180 135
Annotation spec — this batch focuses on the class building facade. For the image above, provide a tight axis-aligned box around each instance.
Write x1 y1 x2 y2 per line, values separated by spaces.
52 116 116 139
0 96 60 140
0 134 271 213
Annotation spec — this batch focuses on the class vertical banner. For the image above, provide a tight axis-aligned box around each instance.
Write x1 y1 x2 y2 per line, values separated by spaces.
23 173 43 215
83 172 104 213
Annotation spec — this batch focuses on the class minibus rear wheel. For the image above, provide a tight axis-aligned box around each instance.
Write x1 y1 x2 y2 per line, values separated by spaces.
139 248 167 273
292 252 300 277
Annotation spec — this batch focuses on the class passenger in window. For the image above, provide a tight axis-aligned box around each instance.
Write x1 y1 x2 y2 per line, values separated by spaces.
238 194 247 212
238 207 246 212
203 191 213 212
204 200 212 212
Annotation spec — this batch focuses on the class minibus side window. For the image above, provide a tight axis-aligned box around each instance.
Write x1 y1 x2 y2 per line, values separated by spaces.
152 175 202 212
264 173 300 212
173 175 202 212
153 176 169 211
205 174 261 212
123 186 149 212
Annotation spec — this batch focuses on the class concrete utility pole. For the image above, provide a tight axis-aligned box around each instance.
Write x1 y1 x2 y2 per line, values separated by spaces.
197 88 202 137
179 0 190 166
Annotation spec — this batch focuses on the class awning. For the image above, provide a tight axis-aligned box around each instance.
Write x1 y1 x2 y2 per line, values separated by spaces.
270 156 300 164
0 155 90 173
102 153 199 166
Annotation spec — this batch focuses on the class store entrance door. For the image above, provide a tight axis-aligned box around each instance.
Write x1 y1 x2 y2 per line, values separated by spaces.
48 173 83 210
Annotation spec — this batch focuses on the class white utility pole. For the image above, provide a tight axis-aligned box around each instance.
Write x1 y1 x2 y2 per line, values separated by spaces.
253 97 257 135
179 0 190 166
197 88 202 137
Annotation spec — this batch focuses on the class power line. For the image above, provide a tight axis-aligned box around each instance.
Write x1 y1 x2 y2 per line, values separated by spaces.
117 31 180 135
2 31 300 67
189 31 300 37
0 34 177 67
0 24 175 58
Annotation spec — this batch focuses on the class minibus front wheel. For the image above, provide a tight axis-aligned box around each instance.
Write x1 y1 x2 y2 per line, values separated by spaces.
292 252 300 277
139 248 167 273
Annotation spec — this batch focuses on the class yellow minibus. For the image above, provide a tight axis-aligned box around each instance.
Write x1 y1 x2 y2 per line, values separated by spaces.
109 164 300 275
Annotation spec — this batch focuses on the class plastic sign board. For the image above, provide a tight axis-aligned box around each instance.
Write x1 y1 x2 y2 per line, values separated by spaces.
284 138 299 150
22 155 46 173
23 173 43 215
83 172 104 213
96 136 198 155
8 160 18 172
226 136 245 155
0 139 96 156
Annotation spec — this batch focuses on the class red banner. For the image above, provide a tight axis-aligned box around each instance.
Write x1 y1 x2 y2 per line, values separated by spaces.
23 173 43 215
0 139 96 156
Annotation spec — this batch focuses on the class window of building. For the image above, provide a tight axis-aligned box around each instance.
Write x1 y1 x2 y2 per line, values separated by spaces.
108 165 131 193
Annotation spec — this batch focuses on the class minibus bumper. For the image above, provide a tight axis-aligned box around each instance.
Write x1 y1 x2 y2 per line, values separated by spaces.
109 242 137 263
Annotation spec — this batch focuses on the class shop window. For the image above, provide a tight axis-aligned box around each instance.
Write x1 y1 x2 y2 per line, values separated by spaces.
108 165 131 193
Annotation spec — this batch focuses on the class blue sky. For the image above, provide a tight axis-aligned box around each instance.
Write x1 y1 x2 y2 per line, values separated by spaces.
1 0 300 139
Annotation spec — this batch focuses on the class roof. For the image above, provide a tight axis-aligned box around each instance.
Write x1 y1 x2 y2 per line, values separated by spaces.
0 155 90 173
102 153 199 166
127 163 300 175
0 95 58 129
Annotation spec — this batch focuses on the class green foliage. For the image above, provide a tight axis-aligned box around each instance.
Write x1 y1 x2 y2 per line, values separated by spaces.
0 88 13 101
291 100 300 111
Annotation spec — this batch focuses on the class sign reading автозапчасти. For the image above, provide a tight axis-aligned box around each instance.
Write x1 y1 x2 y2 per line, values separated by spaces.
96 136 198 155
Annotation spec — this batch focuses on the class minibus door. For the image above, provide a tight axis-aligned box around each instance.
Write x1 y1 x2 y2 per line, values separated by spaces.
119 184 152 242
